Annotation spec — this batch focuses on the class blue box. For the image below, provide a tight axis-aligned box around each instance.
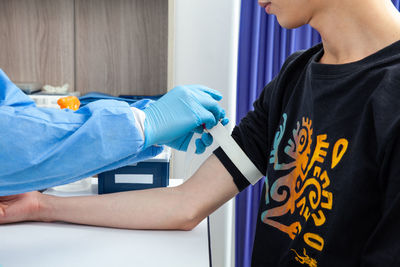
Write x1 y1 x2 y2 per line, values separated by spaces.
98 148 171 194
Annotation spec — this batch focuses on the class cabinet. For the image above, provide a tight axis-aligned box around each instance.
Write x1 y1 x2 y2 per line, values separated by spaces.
0 0 75 90
0 0 168 96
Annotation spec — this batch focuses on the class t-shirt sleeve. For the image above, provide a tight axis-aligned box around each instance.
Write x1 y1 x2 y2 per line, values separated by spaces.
213 79 275 191
361 134 400 265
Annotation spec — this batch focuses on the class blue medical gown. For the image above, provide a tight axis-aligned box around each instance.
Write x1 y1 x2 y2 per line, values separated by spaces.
0 69 163 196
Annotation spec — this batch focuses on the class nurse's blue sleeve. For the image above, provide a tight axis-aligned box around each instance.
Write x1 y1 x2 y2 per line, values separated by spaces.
0 70 162 196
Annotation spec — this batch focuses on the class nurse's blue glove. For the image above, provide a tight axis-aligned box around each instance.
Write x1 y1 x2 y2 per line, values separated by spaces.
194 117 229 154
143 85 227 152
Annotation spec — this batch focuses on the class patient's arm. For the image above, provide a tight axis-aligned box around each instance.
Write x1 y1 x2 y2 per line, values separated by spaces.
0 154 239 230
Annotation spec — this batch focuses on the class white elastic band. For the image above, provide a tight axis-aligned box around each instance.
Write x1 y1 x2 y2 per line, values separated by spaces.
130 107 146 141
208 122 264 185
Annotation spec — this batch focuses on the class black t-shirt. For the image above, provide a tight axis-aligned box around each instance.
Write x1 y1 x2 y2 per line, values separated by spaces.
214 41 400 266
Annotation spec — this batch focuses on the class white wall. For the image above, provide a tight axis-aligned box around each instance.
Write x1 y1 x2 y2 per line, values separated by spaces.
170 1 241 267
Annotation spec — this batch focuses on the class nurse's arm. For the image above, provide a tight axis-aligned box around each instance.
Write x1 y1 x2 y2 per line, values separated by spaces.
37 154 238 230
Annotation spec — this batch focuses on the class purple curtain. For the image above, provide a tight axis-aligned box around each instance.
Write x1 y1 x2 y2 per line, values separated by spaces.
235 1 400 266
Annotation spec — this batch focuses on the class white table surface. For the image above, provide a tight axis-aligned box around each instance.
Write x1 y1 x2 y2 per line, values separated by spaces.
0 179 210 267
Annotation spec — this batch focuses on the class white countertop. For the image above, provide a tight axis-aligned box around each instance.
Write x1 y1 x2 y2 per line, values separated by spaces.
0 179 210 267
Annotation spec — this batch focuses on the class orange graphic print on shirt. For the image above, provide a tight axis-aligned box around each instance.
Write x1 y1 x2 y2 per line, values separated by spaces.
291 248 317 267
261 114 348 263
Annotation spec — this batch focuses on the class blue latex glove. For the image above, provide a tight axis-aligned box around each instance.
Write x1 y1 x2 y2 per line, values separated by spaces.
0 69 162 196
194 117 229 154
143 85 227 151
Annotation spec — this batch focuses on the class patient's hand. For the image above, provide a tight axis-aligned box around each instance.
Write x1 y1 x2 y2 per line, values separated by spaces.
0 191 42 224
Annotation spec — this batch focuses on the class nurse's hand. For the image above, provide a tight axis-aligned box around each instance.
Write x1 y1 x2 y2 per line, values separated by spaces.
0 192 43 224
143 85 227 152
167 117 229 154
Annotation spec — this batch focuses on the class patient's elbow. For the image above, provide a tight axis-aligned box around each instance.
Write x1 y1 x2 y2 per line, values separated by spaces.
173 185 208 231
178 206 204 231
179 217 201 231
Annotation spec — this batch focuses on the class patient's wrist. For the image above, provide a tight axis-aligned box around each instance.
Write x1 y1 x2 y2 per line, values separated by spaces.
38 194 56 222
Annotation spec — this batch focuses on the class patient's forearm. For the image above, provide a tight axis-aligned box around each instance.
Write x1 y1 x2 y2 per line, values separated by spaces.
40 186 193 230
39 155 239 230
